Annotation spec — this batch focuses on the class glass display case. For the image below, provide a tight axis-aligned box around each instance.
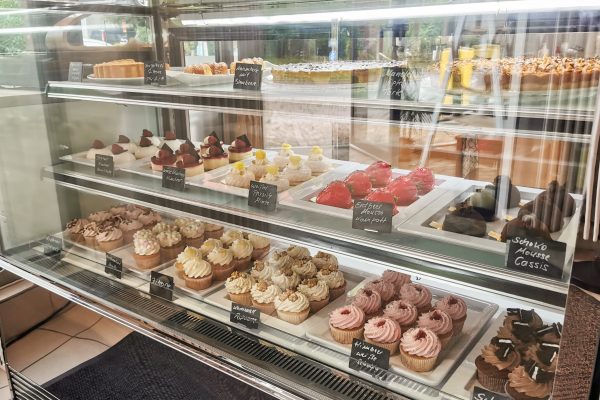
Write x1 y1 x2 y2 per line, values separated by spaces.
0 0 599 398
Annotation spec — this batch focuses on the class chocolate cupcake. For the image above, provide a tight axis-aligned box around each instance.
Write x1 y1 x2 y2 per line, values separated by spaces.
475 337 521 393
505 361 554 400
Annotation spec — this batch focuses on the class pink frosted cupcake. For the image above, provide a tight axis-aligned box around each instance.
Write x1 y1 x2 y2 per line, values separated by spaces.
417 309 453 348
400 328 441 372
365 279 395 303
435 295 467 336
364 317 402 355
384 300 418 331
382 269 412 292
400 284 432 314
329 305 365 344
351 288 382 318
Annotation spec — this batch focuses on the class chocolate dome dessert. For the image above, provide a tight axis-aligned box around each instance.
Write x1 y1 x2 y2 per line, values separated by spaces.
442 202 487 237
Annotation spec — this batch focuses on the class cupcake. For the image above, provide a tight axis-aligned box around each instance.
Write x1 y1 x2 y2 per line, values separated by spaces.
272 268 300 290
364 317 402 355
152 222 179 235
96 226 124 252
274 290 310 324
312 251 338 269
180 221 205 248
524 342 559 372
247 233 271 260
134 136 159 159
417 309 453 348
207 247 235 281
266 250 292 270
535 323 562 345
156 231 184 263
119 218 143 244
115 134 138 153
329 305 365 344
204 222 224 239
298 278 330 313
88 210 111 223
132 230 161 269
125 205 144 220
282 155 312 186
504 309 543 331
316 266 346 300
251 279 281 314
248 149 269 180
82 222 99 249
220 229 244 248
109 206 127 216
400 284 432 314
399 328 441 372
365 279 395 303
230 238 253 271
475 337 521 393
174 218 193 229
291 258 317 279
66 218 88 243
384 300 418 331
435 295 468 336
351 288 382 318
174 246 201 278
286 245 310 260
505 363 553 400
85 139 111 160
137 210 161 229
225 271 254 306
183 257 213 290
200 238 222 257
381 269 411 292
249 261 276 281
273 143 294 170
305 146 331 175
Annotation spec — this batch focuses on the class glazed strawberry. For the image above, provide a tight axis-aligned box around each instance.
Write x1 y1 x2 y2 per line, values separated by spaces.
344 171 372 198
316 181 353 209
387 176 418 206
365 161 392 187
409 167 435 195
364 189 398 215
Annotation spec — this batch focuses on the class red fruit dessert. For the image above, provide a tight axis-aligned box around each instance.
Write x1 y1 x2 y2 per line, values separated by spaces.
387 176 418 206
316 181 353 209
365 189 398 215
344 171 372 198
151 144 177 172
202 143 229 171
409 167 435 195
365 161 392 187
175 153 204 177
200 131 222 152
229 134 253 162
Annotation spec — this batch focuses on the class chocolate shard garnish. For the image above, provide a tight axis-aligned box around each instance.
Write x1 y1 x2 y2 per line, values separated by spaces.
536 325 554 336
495 343 513 361
92 139 105 149
507 308 520 315
118 134 130 143
160 143 173 153
512 321 535 342
538 346 559 365
527 362 555 384
491 337 514 346
236 134 252 147
553 322 562 337
139 137 152 147
519 309 534 323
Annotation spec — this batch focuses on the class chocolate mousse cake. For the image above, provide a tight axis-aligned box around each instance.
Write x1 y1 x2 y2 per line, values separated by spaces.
442 202 487 237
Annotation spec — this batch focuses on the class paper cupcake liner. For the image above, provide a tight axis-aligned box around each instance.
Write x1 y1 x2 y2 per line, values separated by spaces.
452 315 466 336
69 232 84 243
235 256 252 271
309 297 330 313
205 228 224 240
185 236 205 248
365 337 399 355
252 300 275 315
399 349 437 372
212 263 235 281
84 236 98 250
477 368 508 394
277 308 310 325
330 325 364 344
98 238 124 252
229 292 253 306
329 281 347 300
252 246 271 261
133 252 161 269
160 243 185 263
184 273 213 290
439 331 453 348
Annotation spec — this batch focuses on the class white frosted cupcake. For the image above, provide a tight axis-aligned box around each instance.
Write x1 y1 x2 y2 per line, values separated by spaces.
282 155 312 186
223 162 255 189
220 229 244 248
247 233 271 260
180 221 205 248
286 245 310 260
251 279 281 315
152 222 179 234
200 238 222 257
298 278 330 312
291 258 317 279
273 143 294 170
230 238 254 271
275 290 310 324
313 251 338 269
250 260 276 281
204 222 224 239
267 250 292 270
272 268 300 290
317 267 346 300
207 247 235 281
305 146 332 175
225 271 254 306
259 165 290 192
183 257 212 290
247 149 270 180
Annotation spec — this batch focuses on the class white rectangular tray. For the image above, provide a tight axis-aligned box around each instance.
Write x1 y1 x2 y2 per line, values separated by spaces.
120 158 207 187
160 265 226 300
109 244 172 277
57 231 129 265
304 279 498 387
204 266 366 337
167 69 234 86
59 151 136 170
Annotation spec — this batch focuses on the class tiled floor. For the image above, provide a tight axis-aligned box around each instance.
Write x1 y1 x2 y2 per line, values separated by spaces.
0 304 131 399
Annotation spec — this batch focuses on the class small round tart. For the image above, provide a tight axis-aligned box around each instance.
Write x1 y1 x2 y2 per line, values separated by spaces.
248 149 270 180
228 134 253 162
259 165 290 192
273 143 294 170
223 162 255 189
283 155 312 185
305 146 332 175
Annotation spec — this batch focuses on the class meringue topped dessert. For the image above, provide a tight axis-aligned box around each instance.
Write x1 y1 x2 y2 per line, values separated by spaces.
162 131 181 151
248 149 269 180
283 155 312 185
86 139 111 160
109 144 136 165
223 161 255 189
115 134 137 153
200 131 222 153
134 136 158 159
305 146 331 175
260 165 290 192
228 134 253 162
141 129 162 147
273 143 294 170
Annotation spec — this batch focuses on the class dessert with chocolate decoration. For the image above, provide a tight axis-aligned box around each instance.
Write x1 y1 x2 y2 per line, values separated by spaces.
109 144 135 165
441 203 487 237
85 139 111 160
500 213 551 242
134 136 158 159
506 360 554 400
162 131 181 152
174 141 204 177
202 142 229 171
468 175 521 221
141 129 162 147
228 134 253 162
475 337 521 393
115 134 137 153
150 144 177 172
200 131 223 154
518 180 575 233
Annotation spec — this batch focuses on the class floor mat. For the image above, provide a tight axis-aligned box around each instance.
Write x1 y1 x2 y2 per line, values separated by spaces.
44 332 276 400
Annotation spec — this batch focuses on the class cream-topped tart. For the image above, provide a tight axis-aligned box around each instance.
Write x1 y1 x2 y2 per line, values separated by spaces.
259 165 289 192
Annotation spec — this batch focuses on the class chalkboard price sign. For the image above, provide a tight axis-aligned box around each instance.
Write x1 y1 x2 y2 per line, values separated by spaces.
349 338 390 375
233 63 262 90
352 200 393 233
162 166 186 191
471 386 510 400
44 235 63 256
144 61 167 85
105 253 122 279
149 271 174 301
230 303 260 329
68 62 83 82
505 236 566 279
248 181 277 211
95 154 114 177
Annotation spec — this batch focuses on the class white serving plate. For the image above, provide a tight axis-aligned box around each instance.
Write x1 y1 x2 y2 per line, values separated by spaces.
59 150 138 169
166 69 234 86
120 158 207 187
160 265 226 300
304 278 498 387
204 266 365 338
87 74 144 84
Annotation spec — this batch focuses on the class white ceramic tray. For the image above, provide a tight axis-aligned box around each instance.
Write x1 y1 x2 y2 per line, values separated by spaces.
304 278 498 387
204 266 366 337
166 69 234 86
59 150 138 169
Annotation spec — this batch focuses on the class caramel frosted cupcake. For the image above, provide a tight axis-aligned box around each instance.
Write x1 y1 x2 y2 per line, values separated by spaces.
312 251 338 269
435 295 467 336
174 246 201 278
200 238 222 257
88 210 111 223
400 328 441 372
174 217 193 229
207 247 235 280
286 245 310 259
523 342 559 372
249 260 276 281
180 221 205 248
298 278 330 313
251 279 281 314
109 204 127 216
225 271 254 306
204 222 224 239
125 205 144 220
272 267 300 290
230 239 253 271
382 269 411 291
137 210 161 229
329 305 365 344
365 279 395 303
351 288 382 318
400 284 432 314
119 218 143 244
384 300 418 331
132 230 160 269
274 290 310 324
290 257 317 279
475 337 521 393
506 363 553 400
364 317 402 355
316 266 346 300
156 231 184 263
266 250 292 270
83 221 100 249
220 229 244 248
66 218 88 243
417 309 453 348
152 222 179 235
183 257 212 290
96 226 124 252
247 233 270 260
